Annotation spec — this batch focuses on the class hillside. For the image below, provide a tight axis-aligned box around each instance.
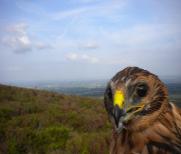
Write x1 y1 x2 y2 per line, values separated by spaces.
0 84 112 154
27 81 181 103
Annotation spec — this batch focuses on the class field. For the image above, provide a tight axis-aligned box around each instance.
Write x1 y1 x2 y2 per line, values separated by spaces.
0 81 181 154
0 84 111 154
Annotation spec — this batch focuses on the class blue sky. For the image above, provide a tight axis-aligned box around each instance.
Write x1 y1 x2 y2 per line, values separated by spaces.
0 0 181 82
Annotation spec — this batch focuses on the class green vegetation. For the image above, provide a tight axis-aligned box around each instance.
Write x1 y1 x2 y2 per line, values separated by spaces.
0 84 112 154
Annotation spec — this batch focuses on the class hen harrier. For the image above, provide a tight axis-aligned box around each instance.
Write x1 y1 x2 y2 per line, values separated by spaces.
104 67 181 154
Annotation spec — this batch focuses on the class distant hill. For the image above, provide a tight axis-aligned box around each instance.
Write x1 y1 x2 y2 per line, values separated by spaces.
41 82 181 106
4 80 181 103
0 84 111 154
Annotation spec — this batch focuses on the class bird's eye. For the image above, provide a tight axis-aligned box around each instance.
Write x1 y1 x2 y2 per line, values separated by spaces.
136 84 148 97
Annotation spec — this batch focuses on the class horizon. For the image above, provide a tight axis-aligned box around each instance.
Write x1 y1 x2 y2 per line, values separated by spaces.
1 75 181 88
0 0 181 82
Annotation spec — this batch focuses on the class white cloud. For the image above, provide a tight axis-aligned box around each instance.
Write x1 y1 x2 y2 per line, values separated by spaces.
35 42 52 50
78 42 99 50
7 23 28 34
1 23 51 53
66 53 99 63
80 54 99 63
1 23 32 53
66 53 78 60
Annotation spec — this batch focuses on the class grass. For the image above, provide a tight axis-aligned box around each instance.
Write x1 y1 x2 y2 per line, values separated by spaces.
0 84 112 154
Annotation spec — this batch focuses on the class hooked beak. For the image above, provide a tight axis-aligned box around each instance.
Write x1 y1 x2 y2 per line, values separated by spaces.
113 105 125 127
113 90 145 128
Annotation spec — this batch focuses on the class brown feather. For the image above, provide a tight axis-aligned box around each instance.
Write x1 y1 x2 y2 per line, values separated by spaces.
109 103 181 154
104 67 181 154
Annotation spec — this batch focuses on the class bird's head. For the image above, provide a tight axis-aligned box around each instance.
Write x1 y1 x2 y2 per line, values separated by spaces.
104 67 169 132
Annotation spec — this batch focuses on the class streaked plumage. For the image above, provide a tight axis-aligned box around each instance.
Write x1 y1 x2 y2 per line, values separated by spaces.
104 67 181 154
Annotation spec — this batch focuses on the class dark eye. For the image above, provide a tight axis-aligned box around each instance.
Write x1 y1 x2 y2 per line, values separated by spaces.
136 84 148 97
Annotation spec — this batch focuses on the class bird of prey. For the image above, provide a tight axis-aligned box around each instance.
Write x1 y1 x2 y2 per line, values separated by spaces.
104 67 181 154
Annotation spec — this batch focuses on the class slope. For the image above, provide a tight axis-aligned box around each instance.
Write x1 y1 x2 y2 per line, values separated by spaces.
0 84 111 154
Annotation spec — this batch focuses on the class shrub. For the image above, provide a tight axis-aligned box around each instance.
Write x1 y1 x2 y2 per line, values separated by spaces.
32 126 70 153
66 132 110 154
0 85 112 154
0 108 15 122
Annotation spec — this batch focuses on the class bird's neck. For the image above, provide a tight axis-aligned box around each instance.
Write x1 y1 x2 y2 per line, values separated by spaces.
110 103 181 154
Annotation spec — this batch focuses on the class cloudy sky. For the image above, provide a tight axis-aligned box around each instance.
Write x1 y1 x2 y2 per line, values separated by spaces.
0 0 181 82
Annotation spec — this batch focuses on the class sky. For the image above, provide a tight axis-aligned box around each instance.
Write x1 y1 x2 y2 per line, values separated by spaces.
0 0 181 82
